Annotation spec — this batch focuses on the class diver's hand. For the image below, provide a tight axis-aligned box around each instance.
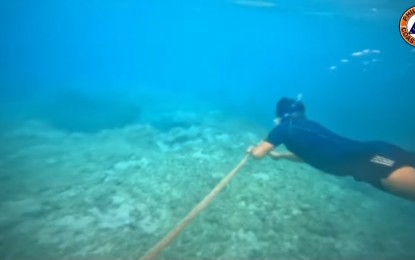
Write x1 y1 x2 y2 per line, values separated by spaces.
268 151 283 160
246 146 255 154
269 151 302 162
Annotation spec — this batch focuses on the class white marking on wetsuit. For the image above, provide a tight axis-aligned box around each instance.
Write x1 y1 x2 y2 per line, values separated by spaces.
370 155 395 167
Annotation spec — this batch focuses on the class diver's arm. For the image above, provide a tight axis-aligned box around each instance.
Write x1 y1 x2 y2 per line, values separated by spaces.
269 151 302 162
247 141 274 159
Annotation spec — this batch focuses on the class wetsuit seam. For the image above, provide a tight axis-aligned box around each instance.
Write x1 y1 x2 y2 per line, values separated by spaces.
291 124 345 144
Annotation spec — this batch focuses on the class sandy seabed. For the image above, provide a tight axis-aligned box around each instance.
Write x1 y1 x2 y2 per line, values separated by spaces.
0 110 414 260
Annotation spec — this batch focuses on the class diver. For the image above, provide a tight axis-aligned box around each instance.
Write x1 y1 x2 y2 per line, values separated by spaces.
247 95 415 201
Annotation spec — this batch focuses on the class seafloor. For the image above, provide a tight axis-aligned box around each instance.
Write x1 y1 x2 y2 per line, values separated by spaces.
0 109 414 260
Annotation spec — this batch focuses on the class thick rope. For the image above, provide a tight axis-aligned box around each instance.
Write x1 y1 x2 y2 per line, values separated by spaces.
140 154 250 260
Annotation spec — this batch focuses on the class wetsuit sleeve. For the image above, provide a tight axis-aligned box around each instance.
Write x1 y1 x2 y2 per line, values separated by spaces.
264 126 285 147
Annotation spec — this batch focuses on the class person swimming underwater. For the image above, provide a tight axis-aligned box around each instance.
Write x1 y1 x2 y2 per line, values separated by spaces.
247 95 415 201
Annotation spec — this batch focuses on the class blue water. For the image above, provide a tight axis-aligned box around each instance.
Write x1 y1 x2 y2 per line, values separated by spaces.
0 1 415 259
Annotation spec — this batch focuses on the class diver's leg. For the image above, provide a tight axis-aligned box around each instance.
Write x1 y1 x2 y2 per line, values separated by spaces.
381 166 415 201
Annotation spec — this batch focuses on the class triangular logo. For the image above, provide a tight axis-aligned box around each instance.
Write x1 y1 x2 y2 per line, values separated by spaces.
410 22 415 34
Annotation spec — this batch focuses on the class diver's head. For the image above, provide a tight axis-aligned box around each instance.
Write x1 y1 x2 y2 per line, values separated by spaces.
275 96 306 123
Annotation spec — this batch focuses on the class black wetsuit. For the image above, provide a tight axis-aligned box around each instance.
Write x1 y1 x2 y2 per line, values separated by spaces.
265 117 415 190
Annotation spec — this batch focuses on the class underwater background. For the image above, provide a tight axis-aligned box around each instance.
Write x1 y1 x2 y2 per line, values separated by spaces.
0 0 415 259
